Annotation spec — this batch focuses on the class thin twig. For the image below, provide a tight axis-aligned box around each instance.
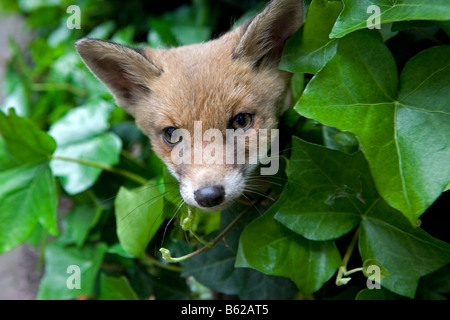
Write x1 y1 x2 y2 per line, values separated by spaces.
51 155 148 185
160 205 252 263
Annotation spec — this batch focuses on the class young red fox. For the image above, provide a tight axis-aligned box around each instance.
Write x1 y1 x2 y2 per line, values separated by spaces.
76 0 304 211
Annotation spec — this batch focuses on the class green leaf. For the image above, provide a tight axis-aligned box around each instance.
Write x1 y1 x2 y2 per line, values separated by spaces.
274 137 449 298
0 163 58 252
183 206 298 299
18 0 64 12
275 137 375 241
98 274 139 300
280 0 343 74
37 242 107 300
86 21 116 39
322 126 359 154
363 259 389 280
236 203 342 295
356 287 404 300
0 109 56 162
60 202 103 247
115 183 165 257
0 110 58 253
107 242 134 259
296 30 450 224
359 204 450 298
0 81 30 117
0 138 19 170
330 0 450 38
49 100 122 195
130 266 191 300
415 266 450 300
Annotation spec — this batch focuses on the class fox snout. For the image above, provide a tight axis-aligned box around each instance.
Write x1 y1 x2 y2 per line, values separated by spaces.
178 165 245 211
194 186 225 208
75 0 304 211
164 122 277 211
166 131 251 211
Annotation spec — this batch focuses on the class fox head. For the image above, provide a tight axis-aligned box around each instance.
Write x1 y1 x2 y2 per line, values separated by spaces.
76 0 303 211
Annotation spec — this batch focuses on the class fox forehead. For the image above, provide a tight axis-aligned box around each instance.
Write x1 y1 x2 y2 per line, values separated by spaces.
137 32 288 134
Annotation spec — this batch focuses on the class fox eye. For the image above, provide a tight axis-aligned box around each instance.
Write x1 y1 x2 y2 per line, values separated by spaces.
231 113 253 131
162 127 182 146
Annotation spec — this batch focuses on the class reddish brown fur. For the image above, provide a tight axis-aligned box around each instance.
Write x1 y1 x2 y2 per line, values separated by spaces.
136 29 290 170
76 0 304 210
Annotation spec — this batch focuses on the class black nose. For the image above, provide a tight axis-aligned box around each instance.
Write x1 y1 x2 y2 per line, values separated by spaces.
194 186 225 208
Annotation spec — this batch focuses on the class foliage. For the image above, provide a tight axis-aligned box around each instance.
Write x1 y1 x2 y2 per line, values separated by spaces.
0 0 449 300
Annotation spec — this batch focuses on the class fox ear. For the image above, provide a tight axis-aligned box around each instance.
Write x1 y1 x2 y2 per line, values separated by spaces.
232 0 304 67
76 39 162 116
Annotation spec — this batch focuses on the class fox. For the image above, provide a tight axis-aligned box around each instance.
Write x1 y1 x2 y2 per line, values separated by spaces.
76 0 304 212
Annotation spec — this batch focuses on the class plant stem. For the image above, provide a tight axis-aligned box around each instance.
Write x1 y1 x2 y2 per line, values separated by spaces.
342 227 360 268
51 155 148 186
120 149 146 168
160 206 252 263
416 27 445 45
344 267 364 276
190 230 213 248
32 83 89 97
336 227 360 286
140 254 183 273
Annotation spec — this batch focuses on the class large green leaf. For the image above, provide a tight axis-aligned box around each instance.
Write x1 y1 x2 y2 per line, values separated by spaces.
330 0 450 38
274 137 450 298
0 110 58 253
0 109 55 162
98 274 139 300
49 99 122 195
296 30 450 224
280 0 343 74
360 202 450 298
236 201 342 295
275 138 376 241
37 242 107 300
115 183 166 257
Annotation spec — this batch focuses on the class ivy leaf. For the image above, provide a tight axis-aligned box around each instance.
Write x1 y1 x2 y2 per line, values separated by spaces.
98 274 139 300
37 242 107 300
236 202 342 295
49 99 122 195
0 110 58 253
280 0 343 74
0 77 30 117
356 287 404 300
275 137 450 298
0 108 55 162
415 266 450 300
362 259 389 281
360 203 450 298
330 0 450 38
183 206 298 299
275 137 376 241
115 183 165 257
296 30 450 224
60 202 103 247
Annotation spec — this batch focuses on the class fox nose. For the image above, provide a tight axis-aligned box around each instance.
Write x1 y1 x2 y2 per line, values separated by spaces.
194 186 225 208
